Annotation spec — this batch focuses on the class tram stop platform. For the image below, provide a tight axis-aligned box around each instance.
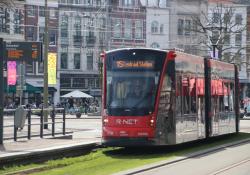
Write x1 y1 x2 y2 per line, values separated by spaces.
0 135 101 166
0 113 102 166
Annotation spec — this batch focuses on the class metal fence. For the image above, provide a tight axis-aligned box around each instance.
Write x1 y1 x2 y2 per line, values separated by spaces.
3 107 66 141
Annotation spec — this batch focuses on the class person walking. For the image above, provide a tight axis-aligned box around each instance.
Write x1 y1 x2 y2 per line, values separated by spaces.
68 96 74 114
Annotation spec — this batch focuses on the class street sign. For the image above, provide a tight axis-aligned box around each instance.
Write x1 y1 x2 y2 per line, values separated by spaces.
4 42 42 62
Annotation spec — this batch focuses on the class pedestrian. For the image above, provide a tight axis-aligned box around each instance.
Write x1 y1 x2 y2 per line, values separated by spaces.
84 100 89 114
68 96 74 114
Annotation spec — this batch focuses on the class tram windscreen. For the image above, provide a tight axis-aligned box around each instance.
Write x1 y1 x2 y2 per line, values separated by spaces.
106 49 166 116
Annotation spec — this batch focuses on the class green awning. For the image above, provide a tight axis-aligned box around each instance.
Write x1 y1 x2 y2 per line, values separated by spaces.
5 83 41 93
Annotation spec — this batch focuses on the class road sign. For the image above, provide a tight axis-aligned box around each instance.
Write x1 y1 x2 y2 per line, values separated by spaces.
4 42 42 62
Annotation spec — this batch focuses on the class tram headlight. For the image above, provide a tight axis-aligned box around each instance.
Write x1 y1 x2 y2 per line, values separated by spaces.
150 119 154 127
103 118 109 125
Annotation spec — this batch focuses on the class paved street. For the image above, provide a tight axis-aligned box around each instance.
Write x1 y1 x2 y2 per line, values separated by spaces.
134 142 250 175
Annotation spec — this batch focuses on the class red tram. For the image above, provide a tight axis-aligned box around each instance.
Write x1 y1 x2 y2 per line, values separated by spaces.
101 48 239 146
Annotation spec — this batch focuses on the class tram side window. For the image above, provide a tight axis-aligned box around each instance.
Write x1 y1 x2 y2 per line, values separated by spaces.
182 77 189 114
229 83 234 111
190 78 197 113
223 83 229 111
176 75 182 116
182 77 197 114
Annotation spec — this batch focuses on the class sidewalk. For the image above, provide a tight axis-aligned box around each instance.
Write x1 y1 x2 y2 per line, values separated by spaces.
0 114 102 165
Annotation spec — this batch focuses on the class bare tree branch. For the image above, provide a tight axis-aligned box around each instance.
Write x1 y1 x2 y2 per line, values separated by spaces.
191 3 247 65
0 0 15 8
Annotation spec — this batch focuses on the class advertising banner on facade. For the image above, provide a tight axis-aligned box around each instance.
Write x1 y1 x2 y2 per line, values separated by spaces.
48 53 57 85
7 61 17 85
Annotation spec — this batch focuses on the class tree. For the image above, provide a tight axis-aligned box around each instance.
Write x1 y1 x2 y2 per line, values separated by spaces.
0 0 14 8
192 3 247 67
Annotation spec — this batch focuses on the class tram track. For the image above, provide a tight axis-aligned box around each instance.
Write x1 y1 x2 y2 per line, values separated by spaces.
207 158 250 175
117 138 250 175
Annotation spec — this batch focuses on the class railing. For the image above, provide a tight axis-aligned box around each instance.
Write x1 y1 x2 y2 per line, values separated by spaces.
3 107 66 141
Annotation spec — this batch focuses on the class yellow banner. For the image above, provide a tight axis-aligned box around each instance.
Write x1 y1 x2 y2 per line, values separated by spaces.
48 53 57 85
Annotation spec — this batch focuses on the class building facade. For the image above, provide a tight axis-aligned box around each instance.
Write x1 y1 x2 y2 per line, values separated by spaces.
24 0 59 105
108 0 146 49
142 0 170 49
58 0 107 102
169 0 208 56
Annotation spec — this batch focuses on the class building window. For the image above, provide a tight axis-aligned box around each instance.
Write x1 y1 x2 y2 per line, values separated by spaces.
74 53 80 69
26 62 35 74
212 12 220 23
178 19 184 35
235 14 242 25
27 6 35 16
14 9 22 34
50 8 57 18
160 24 164 34
224 13 230 24
113 18 121 38
39 6 45 17
192 20 197 34
235 53 242 71
75 16 81 36
151 42 160 48
26 27 34 41
61 77 71 88
0 8 9 33
124 19 132 39
223 52 230 62
87 54 93 70
135 20 142 39
89 78 95 89
73 78 84 88
235 33 242 46
38 62 44 73
61 15 68 38
224 34 230 46
61 53 68 69
212 30 219 45
49 32 56 46
185 19 191 35
151 21 158 34
39 27 45 42
120 0 136 7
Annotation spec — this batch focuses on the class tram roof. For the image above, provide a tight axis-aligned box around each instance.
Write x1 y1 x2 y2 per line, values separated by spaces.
104 47 168 54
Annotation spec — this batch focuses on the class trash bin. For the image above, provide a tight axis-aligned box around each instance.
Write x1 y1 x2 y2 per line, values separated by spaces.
14 106 27 129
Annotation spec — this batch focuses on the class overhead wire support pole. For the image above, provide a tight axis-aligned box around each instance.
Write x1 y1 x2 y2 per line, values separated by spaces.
0 38 4 144
44 0 49 129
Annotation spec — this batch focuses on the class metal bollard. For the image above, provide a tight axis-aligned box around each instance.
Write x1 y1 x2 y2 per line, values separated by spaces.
63 108 65 135
52 107 55 137
14 126 17 141
40 108 43 138
27 109 31 140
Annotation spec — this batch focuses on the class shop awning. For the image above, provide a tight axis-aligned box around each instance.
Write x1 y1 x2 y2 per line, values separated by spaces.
5 83 41 93
26 81 57 92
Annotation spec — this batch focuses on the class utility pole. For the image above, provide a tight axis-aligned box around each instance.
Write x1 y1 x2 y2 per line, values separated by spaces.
43 0 49 129
0 38 4 144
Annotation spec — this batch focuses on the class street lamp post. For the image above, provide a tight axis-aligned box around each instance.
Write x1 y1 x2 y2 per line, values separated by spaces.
43 0 49 129
0 38 4 144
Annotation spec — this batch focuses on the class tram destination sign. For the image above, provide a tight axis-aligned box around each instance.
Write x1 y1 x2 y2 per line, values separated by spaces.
114 60 155 69
4 42 42 62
